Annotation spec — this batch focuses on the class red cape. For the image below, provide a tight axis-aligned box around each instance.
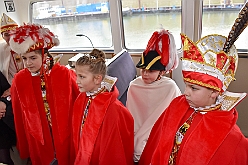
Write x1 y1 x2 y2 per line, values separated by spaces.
72 86 134 165
139 95 248 165
11 64 79 165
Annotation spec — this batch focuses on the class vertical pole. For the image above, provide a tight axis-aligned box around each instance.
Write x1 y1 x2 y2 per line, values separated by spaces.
109 0 124 53
157 0 159 10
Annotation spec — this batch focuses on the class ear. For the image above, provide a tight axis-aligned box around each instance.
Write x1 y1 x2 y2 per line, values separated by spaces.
159 70 165 75
210 90 220 99
94 74 103 85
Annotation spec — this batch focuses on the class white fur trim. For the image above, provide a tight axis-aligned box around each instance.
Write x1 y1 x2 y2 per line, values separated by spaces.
54 38 60 46
9 37 35 54
165 31 179 73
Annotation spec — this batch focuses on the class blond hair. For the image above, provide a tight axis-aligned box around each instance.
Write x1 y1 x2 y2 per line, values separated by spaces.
76 49 106 77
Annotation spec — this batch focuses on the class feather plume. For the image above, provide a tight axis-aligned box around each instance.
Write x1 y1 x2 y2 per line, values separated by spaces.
223 2 248 53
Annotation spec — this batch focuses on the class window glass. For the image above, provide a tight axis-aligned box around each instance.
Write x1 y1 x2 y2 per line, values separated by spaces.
32 0 112 48
122 0 182 49
202 0 247 49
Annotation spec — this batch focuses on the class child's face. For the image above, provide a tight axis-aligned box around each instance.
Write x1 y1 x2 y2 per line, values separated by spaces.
184 82 218 108
21 51 43 73
2 32 10 44
140 69 162 84
75 65 102 93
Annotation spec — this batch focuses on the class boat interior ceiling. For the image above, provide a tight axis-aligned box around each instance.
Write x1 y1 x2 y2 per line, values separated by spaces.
0 0 248 136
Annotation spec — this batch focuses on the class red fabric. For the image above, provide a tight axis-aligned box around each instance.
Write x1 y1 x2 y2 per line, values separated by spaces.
143 30 170 66
216 52 228 70
11 64 79 165
228 56 236 74
181 34 204 62
11 24 54 46
139 95 248 165
182 70 223 92
72 86 134 165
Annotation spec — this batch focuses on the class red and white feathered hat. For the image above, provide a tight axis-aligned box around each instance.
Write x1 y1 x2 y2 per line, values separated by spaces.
0 13 18 33
136 29 179 73
181 33 238 92
9 23 59 54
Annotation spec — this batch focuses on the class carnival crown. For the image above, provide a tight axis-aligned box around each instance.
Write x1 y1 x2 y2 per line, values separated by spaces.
9 23 59 54
0 13 18 33
181 34 238 92
136 29 179 73
182 2 248 93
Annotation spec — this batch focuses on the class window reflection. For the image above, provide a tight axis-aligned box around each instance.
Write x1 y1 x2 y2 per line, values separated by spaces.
202 0 247 49
32 0 112 48
122 0 182 49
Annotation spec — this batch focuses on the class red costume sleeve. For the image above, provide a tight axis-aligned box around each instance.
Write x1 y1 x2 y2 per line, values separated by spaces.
73 87 134 165
140 95 248 165
69 69 80 102
11 77 30 159
90 102 134 165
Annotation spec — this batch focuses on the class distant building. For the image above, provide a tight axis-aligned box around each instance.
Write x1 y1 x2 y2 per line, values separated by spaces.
76 2 109 13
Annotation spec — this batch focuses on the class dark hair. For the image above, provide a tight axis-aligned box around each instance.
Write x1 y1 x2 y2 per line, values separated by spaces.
35 49 54 70
76 49 106 77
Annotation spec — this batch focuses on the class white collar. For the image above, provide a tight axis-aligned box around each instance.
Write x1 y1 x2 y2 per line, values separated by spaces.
190 91 247 113
86 75 117 97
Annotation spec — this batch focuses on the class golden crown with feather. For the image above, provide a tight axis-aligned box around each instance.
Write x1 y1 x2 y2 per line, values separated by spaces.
181 34 237 92
181 2 248 110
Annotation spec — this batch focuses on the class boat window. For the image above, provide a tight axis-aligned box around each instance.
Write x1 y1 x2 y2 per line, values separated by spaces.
202 0 247 49
32 0 112 49
122 0 182 50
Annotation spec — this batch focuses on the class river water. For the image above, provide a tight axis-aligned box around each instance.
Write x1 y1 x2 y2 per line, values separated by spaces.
35 10 248 50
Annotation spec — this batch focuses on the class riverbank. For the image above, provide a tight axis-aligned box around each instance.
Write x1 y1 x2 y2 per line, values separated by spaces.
34 12 109 24
33 7 241 25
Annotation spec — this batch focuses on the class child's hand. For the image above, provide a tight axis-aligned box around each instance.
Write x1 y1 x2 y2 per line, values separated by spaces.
0 101 6 119
1 88 11 97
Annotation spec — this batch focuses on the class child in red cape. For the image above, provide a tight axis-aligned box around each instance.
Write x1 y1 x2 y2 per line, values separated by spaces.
72 49 134 165
9 23 79 165
139 31 248 165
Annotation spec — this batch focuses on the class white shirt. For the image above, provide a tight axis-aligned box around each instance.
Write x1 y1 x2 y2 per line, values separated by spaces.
0 41 23 84
126 76 181 162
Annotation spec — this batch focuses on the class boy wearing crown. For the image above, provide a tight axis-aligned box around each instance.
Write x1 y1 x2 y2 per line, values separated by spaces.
0 13 25 165
0 13 23 87
9 23 80 165
138 33 248 165
126 29 181 163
